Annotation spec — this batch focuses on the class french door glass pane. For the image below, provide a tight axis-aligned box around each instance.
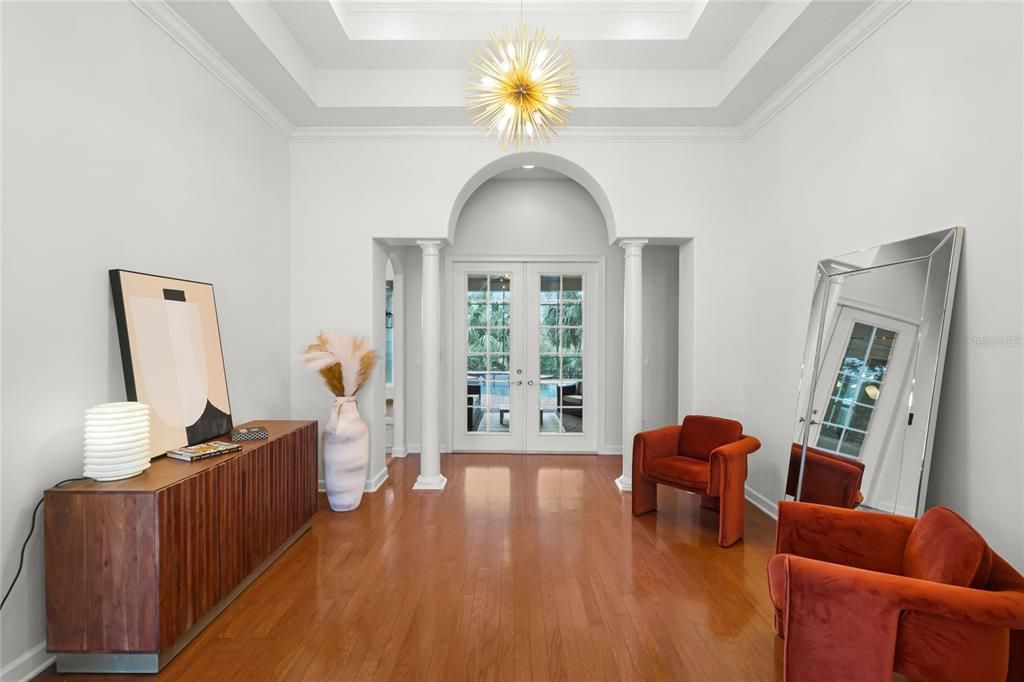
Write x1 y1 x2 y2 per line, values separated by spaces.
816 322 897 457
466 273 512 434
537 273 584 434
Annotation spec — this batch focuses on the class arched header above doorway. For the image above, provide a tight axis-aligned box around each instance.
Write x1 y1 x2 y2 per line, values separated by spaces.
447 151 618 245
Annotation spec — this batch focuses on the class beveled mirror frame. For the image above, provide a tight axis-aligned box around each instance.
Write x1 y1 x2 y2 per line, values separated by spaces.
792 227 965 515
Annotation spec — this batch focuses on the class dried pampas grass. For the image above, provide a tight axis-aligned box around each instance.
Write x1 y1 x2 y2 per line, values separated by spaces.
299 332 377 397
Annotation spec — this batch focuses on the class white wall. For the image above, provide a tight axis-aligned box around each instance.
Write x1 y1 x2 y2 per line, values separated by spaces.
741 0 1023 567
1 2 291 676
643 245 680 432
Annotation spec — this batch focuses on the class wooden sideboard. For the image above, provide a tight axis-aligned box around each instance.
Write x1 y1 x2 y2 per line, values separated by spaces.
44 420 318 674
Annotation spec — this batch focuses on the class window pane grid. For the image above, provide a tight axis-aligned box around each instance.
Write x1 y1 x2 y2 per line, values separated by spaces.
538 274 584 434
816 322 896 458
384 281 394 385
466 273 512 434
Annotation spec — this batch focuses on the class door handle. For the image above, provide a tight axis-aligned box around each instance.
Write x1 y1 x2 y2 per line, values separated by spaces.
527 380 535 386
514 380 523 386
799 408 820 425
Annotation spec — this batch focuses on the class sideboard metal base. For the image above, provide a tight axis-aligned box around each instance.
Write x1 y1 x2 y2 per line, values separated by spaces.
55 519 313 674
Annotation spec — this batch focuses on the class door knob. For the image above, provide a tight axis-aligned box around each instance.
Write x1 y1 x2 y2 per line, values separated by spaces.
514 380 523 386
528 380 535 386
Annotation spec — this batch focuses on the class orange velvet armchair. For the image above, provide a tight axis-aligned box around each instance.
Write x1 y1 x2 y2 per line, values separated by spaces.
632 415 761 547
768 501 1024 682
784 442 865 509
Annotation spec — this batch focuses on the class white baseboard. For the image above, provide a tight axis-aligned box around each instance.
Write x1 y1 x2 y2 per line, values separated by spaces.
410 446 621 456
364 466 388 492
390 446 408 458
862 501 916 517
1 640 53 682
745 485 779 520
404 445 452 455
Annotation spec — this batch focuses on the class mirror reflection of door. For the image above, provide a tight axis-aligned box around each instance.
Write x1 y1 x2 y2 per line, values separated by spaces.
807 305 917 512
451 261 598 453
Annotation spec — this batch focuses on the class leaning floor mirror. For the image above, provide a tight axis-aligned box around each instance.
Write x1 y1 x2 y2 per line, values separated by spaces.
787 227 964 516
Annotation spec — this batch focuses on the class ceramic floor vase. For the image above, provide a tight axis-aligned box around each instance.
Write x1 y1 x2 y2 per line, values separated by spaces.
324 396 369 511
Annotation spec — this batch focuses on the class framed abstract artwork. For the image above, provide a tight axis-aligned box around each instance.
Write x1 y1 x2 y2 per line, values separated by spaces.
110 270 232 457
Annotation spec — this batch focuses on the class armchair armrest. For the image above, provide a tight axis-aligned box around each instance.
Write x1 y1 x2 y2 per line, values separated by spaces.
784 554 1024 630
776 501 914 575
633 425 682 475
708 435 761 493
775 554 1024 682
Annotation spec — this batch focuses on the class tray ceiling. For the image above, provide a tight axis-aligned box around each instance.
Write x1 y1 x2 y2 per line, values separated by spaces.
158 0 890 131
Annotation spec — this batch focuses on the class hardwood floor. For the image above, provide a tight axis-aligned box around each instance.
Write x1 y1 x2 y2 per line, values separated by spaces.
37 453 784 681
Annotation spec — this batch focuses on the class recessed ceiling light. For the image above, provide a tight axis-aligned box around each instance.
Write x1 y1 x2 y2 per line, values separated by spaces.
522 165 535 169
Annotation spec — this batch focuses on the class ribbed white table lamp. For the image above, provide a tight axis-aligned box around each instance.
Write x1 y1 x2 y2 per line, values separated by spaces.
83 402 151 481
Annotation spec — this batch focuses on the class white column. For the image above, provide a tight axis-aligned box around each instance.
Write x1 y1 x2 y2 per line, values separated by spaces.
414 240 447 491
617 239 647 493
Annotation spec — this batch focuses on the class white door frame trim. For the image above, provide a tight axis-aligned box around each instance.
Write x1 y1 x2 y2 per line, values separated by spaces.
444 254 607 454
386 252 407 457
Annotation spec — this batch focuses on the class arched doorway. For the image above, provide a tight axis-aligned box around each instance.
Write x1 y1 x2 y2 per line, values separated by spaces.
447 164 611 453
447 151 617 244
409 151 667 493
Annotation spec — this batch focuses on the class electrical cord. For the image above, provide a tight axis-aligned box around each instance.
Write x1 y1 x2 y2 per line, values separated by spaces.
0 477 88 611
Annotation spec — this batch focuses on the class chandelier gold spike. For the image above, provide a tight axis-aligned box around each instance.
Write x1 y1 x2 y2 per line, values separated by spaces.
467 23 578 151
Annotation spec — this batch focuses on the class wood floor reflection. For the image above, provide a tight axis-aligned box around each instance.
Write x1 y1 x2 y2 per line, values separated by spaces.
37 453 783 681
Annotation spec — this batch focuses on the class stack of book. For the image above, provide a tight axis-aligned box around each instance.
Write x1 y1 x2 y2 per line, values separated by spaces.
167 441 241 462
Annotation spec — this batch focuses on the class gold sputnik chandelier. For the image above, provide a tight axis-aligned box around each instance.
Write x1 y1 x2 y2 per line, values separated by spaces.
467 16 578 151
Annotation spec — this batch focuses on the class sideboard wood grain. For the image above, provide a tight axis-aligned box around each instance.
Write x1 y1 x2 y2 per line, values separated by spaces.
44 420 318 673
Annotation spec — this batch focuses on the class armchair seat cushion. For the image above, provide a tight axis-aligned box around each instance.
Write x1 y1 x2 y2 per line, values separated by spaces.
903 506 993 588
648 455 708 489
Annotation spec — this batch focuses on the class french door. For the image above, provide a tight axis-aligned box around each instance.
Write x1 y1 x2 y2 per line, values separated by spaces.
807 305 917 509
451 260 599 453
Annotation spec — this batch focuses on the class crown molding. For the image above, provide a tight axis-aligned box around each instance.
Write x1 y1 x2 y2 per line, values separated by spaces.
291 125 745 143
130 0 293 139
342 1 698 14
740 0 910 141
